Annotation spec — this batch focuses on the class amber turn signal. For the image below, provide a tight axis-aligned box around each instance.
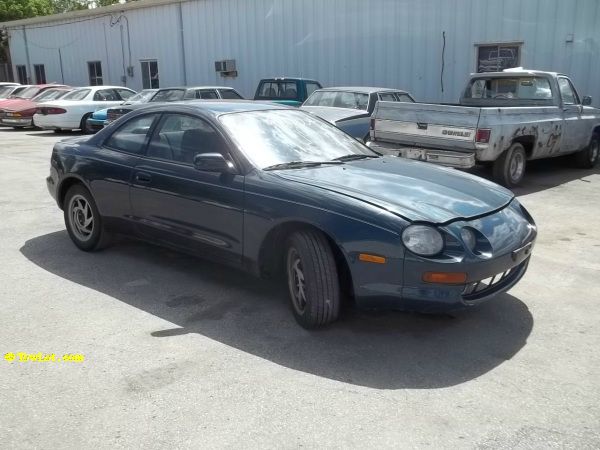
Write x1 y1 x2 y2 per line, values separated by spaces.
358 253 386 264
422 271 467 284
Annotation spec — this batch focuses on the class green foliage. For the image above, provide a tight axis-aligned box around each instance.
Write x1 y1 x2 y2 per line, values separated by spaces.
0 0 54 22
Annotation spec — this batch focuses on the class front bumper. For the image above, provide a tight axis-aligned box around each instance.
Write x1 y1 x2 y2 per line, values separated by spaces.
0 117 33 127
367 140 476 169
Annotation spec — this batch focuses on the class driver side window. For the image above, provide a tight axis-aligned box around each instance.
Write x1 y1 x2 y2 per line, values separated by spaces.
146 114 228 164
558 78 579 105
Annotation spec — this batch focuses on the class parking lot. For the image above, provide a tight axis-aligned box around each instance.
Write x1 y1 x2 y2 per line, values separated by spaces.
1 127 599 448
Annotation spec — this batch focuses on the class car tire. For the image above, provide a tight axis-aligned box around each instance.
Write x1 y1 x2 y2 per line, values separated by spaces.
53 129 62 133
573 133 600 169
80 113 93 134
12 126 25 130
285 229 341 329
493 142 526 187
63 184 111 252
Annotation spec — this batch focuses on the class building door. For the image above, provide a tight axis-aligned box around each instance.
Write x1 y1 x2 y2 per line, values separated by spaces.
140 60 159 89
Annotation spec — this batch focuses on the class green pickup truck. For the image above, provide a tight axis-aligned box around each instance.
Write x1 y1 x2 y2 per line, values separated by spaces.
253 77 322 107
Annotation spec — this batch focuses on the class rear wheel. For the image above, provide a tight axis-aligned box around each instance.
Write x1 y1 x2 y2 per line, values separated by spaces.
64 184 110 251
493 142 526 187
285 229 341 328
573 134 599 169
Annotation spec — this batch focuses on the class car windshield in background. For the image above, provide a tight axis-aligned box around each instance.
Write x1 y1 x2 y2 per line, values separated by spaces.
32 89 69 102
126 90 157 103
304 91 369 110
15 86 42 99
219 109 376 169
219 89 243 99
62 89 91 101
150 89 186 102
462 77 554 105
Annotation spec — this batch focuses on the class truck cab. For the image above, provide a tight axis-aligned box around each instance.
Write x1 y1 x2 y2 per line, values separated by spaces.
254 78 322 107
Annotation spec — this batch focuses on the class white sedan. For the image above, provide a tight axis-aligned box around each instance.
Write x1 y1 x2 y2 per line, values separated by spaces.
34 86 136 132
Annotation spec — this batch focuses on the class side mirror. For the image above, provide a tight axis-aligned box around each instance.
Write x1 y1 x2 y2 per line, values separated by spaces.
193 153 235 173
582 96 592 106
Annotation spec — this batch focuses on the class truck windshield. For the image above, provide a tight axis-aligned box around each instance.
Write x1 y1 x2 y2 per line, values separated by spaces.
462 76 554 106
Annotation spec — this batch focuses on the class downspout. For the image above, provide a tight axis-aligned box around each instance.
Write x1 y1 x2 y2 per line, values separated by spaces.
58 48 64 84
22 26 32 83
177 2 187 86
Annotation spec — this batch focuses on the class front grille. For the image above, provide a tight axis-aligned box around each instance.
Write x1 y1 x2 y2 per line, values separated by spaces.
462 259 529 301
107 109 130 122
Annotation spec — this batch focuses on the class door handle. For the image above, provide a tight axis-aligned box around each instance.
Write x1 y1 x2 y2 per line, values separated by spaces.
135 172 152 183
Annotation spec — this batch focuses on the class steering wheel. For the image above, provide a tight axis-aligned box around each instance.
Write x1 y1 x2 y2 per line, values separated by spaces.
493 94 509 99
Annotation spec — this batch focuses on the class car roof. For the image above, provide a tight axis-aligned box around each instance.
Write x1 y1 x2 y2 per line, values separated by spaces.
259 77 320 83
316 86 409 94
469 69 560 78
157 86 238 91
135 100 290 116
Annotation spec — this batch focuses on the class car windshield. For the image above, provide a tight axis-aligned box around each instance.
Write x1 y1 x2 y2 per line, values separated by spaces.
0 86 14 98
304 90 369 110
462 76 554 106
62 89 91 101
15 86 42 99
125 90 157 104
150 89 185 102
32 89 69 102
219 109 376 169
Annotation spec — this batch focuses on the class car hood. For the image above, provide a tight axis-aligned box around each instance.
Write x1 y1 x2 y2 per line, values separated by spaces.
274 157 514 224
301 106 368 123
0 98 36 112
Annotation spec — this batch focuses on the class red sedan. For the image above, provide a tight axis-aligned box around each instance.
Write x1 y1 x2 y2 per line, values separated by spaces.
0 85 70 129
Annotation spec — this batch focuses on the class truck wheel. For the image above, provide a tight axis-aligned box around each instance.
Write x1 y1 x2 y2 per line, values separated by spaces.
493 143 526 187
574 134 599 169
285 229 341 328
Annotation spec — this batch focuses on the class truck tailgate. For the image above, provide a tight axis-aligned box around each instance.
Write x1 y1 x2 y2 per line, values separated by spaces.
372 101 482 153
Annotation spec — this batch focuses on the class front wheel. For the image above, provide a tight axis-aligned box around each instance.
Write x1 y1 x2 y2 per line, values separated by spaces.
573 134 599 169
285 229 341 328
64 184 110 251
493 143 526 187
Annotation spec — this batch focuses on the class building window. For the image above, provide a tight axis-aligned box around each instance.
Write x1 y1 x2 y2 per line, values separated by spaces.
87 61 103 86
16 65 27 84
34 64 46 84
140 60 159 89
477 44 521 73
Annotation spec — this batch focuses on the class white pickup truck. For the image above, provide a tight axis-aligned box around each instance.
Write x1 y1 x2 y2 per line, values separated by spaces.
368 70 600 186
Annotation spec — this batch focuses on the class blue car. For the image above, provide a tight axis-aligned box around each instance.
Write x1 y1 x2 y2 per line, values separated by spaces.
47 101 536 328
85 89 158 133
302 87 415 142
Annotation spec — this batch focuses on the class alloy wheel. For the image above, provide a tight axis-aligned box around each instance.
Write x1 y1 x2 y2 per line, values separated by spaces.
68 194 94 241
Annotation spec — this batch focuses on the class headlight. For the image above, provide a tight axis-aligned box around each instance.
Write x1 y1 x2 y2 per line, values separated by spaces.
460 228 477 252
402 225 444 256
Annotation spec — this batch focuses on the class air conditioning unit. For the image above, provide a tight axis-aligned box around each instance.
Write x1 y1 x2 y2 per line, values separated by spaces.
215 59 236 73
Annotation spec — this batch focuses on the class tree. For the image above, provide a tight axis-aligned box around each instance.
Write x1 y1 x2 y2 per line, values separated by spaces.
0 0 54 22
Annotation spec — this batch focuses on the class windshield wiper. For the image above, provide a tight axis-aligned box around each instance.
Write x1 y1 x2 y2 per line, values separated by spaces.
263 160 343 171
331 154 380 162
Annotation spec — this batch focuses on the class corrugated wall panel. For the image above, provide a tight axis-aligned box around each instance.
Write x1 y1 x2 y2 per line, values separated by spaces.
6 0 600 105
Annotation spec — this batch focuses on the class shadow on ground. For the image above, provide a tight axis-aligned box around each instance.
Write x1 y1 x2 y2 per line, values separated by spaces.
467 155 600 196
21 231 533 389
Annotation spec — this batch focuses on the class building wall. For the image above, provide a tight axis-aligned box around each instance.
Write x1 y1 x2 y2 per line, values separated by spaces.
5 0 600 104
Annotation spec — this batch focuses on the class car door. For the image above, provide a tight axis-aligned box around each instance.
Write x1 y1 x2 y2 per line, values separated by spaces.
129 112 245 265
93 113 161 233
558 77 583 153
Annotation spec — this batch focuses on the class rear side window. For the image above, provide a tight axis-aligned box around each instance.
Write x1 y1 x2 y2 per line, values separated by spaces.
104 114 158 154
397 93 414 102
219 89 243 99
196 89 218 99
378 92 398 102
93 89 119 101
